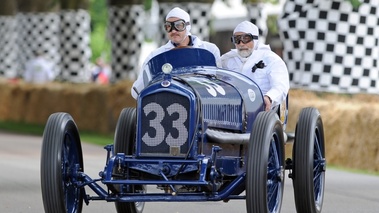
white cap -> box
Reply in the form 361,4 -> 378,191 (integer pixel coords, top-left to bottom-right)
166,7 -> 191,34
233,21 -> 259,38
233,21 -> 259,49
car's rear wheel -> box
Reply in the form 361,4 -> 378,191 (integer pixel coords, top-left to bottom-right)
41,112 -> 84,213
113,108 -> 145,213
292,107 -> 326,213
246,111 -> 285,213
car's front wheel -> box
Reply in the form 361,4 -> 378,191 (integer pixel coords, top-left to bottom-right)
41,112 -> 84,213
113,108 -> 145,213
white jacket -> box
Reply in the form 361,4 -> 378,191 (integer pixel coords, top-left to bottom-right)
131,35 -> 220,99
23,56 -> 55,84
220,43 -> 289,108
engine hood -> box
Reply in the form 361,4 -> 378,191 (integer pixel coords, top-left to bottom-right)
182,75 -> 243,131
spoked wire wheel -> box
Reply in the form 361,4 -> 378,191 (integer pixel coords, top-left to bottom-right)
292,107 -> 326,213
41,112 -> 84,213
246,111 -> 285,213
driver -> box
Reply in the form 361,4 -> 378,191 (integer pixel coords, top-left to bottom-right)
131,7 -> 221,99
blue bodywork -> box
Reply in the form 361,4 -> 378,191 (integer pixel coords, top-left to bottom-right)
81,48 -> 267,203
41,47 -> 327,213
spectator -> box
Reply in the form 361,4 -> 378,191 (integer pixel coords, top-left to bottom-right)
91,57 -> 111,85
131,7 -> 221,99
220,21 -> 289,111
23,51 -> 55,84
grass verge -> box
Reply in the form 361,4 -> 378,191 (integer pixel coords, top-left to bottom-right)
0,120 -> 113,146
1,121 -> 378,176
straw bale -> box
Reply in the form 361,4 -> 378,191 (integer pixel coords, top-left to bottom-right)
0,78 -> 379,171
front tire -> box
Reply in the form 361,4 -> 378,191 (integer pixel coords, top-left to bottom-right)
292,107 -> 326,213
246,111 -> 285,213
114,108 -> 145,213
41,113 -> 84,213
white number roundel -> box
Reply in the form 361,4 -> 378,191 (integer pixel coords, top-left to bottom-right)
142,102 -> 188,147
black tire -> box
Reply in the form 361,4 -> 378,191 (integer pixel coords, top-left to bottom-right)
246,111 -> 285,213
113,108 -> 145,213
41,112 -> 84,213
292,107 -> 326,213
114,108 -> 137,156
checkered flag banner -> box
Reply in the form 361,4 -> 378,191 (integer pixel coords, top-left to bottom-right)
108,4 -> 145,81
278,0 -> 379,94
157,2 -> 213,46
0,16 -> 18,78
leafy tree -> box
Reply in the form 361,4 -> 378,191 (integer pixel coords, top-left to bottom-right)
347,0 -> 361,9
89,0 -> 111,62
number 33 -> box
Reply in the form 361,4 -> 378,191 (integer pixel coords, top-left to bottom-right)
142,103 -> 188,147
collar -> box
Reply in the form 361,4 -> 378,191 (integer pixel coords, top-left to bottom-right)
172,35 -> 193,47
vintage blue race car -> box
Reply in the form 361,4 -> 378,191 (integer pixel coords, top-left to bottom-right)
40,48 -> 326,213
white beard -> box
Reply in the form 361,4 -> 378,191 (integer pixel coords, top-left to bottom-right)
237,48 -> 253,58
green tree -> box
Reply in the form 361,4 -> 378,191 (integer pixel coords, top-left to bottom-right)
89,0 -> 111,61
347,0 -> 361,8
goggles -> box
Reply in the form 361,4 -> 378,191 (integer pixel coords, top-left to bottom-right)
231,33 -> 258,44
164,19 -> 189,32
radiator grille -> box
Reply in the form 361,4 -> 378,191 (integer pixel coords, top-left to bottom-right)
139,92 -> 190,157
203,103 -> 242,129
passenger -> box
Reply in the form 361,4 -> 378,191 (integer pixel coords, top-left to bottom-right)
220,21 -> 289,111
131,7 -> 221,99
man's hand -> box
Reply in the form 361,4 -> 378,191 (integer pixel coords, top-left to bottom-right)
264,95 -> 272,111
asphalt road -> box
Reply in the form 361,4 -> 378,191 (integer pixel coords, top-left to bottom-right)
1,131 -> 379,213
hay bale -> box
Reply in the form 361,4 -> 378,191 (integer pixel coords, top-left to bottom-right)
0,78 -> 379,172
287,89 -> 379,172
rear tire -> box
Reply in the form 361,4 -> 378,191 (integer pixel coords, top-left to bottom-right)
41,113 -> 84,213
246,111 -> 285,213
292,107 -> 326,213
114,108 -> 145,213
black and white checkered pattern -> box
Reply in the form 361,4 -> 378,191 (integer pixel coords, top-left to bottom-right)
157,2 -> 213,46
16,12 -> 61,78
0,16 -> 18,78
59,9 -> 92,82
245,3 -> 267,42
1,10 -> 92,82
279,0 -> 379,94
108,4 -> 145,81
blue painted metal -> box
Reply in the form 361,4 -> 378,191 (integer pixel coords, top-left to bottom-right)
62,132 -> 83,212
62,48 -> 288,205
314,129 -> 326,209
77,168 -> 246,202
147,48 -> 217,78
267,134 -> 284,212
